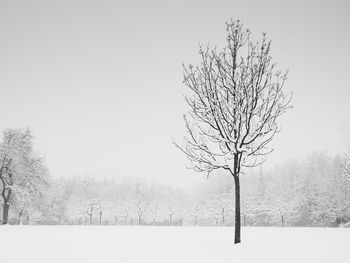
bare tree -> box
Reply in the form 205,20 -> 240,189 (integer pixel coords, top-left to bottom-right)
99,203 -> 103,224
86,199 -> 102,224
135,199 -> 147,225
86,201 -> 94,224
214,212 -> 219,226
167,205 -> 174,225
175,20 -> 291,243
0,128 -> 48,224
214,193 -> 233,226
122,208 -> 129,225
150,204 -> 158,225
134,183 -> 149,225
193,202 -> 200,226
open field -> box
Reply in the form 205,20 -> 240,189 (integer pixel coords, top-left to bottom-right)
1,226 -> 349,263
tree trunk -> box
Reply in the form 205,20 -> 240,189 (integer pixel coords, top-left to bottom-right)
18,208 -> 24,225
222,208 -> 225,226
234,175 -> 241,244
3,203 -> 10,225
1,187 -> 11,225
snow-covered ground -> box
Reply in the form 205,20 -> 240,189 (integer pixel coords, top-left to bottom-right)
1,226 -> 348,263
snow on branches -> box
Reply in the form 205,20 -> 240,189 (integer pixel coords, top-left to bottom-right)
175,20 -> 292,177
343,153 -> 350,179
0,128 -> 48,224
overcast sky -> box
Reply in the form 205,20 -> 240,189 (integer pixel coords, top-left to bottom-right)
0,0 -> 349,189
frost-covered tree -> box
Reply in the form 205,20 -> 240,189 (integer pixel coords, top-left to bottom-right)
343,153 -> 350,179
134,183 -> 149,225
175,20 -> 291,243
208,191 -> 233,226
0,128 -> 48,224
150,203 -> 158,225
162,189 -> 183,225
38,180 -> 68,224
122,207 -> 129,225
190,202 -> 202,226
86,199 -> 103,224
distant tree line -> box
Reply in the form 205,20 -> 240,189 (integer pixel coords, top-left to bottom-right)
199,151 -> 350,228
1,128 -> 349,227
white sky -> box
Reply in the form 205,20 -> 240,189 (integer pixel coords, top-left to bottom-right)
0,0 -> 349,189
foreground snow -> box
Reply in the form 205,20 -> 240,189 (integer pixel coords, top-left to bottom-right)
0,226 -> 349,263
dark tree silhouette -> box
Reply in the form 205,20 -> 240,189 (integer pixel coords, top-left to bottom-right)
175,20 -> 291,244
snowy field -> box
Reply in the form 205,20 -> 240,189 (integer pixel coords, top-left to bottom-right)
1,226 -> 349,263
